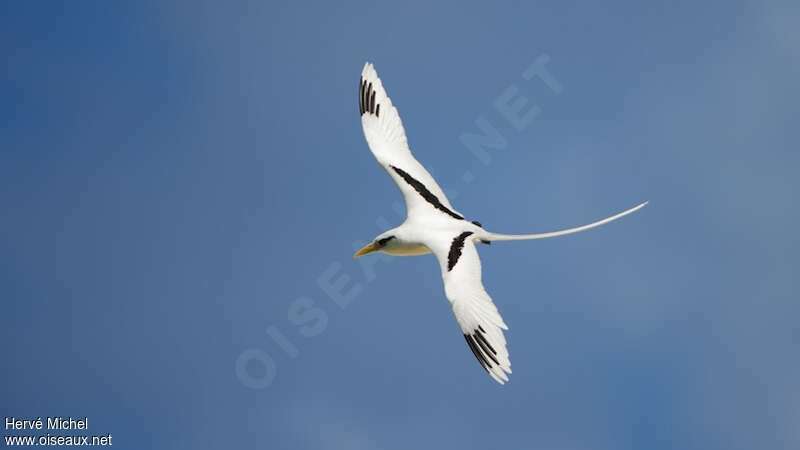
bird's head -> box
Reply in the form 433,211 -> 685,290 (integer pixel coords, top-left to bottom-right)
353,234 -> 396,258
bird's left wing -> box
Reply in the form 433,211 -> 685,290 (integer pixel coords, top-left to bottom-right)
359,63 -> 464,220
429,232 -> 512,384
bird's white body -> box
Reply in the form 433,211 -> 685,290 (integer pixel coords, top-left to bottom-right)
355,62 -> 647,384
380,219 -> 479,256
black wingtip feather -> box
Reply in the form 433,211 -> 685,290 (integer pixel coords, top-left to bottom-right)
473,331 -> 499,364
359,77 -> 383,118
464,334 -> 491,371
359,78 -> 366,115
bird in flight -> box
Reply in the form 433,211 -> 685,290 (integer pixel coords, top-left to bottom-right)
354,62 -> 647,384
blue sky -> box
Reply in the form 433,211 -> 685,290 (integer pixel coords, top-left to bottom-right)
2,1 -> 798,449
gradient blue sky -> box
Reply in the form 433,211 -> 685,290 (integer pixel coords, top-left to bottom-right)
2,1 -> 799,449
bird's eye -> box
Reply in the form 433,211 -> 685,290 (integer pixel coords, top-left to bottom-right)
377,236 -> 394,246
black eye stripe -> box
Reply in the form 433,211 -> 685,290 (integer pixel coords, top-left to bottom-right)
377,236 -> 395,246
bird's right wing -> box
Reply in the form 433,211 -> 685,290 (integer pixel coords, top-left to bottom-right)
429,232 -> 512,384
359,63 -> 464,221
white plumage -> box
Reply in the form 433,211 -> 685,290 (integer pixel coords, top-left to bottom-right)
354,62 -> 646,384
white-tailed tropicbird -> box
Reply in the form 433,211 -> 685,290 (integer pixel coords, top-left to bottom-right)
353,62 -> 647,384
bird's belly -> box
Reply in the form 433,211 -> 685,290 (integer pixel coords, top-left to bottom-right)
383,244 -> 431,256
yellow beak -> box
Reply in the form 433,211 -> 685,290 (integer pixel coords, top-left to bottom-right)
353,242 -> 379,258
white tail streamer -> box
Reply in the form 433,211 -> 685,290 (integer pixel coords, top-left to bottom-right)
486,201 -> 648,242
